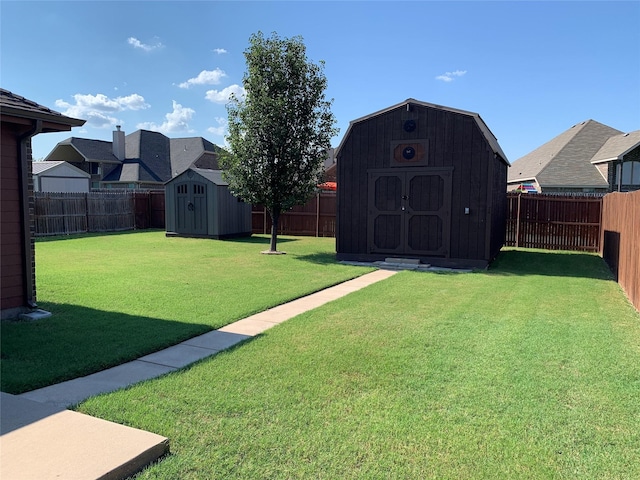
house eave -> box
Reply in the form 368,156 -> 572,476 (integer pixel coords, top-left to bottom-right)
0,107 -> 85,131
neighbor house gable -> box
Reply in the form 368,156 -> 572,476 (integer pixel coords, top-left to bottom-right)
508,119 -> 622,191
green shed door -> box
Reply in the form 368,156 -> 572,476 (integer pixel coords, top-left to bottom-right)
175,180 -> 207,235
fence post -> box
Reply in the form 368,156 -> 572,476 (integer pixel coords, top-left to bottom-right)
316,193 -> 320,237
515,193 -> 521,248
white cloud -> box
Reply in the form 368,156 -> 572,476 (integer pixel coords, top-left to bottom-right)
127,36 -> 163,52
137,100 -> 195,134
205,85 -> 246,104
178,69 -> 227,89
436,70 -> 467,82
213,48 -> 227,55
55,93 -> 149,127
207,117 -> 228,137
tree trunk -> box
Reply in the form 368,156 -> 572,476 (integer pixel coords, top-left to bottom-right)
269,208 -> 280,252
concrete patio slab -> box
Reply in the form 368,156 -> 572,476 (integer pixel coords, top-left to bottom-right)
1,393 -> 169,480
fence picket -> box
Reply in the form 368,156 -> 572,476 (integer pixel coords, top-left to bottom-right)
506,193 -> 603,252
34,191 -> 136,236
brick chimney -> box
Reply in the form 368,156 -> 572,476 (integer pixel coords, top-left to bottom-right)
113,125 -> 125,160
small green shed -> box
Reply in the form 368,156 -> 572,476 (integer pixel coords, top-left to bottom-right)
165,167 -> 251,239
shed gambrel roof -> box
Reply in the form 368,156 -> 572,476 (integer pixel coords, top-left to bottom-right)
591,130 -> 640,164
336,98 -> 510,165
508,120 -> 622,188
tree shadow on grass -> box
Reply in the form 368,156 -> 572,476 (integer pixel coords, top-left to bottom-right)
488,248 -> 614,281
0,302 -> 214,395
292,252 -> 340,265
222,235 -> 299,246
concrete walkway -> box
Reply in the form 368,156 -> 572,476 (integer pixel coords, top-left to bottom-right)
1,269 -> 396,480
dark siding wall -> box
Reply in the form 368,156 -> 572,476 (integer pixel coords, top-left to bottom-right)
1,123 -> 35,314
338,103 -> 506,264
490,161 -> 508,260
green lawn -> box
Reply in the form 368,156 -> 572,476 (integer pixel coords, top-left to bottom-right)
76,248 -> 640,479
0,232 -> 371,393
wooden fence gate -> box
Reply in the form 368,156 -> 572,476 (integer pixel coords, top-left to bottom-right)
506,193 -> 603,252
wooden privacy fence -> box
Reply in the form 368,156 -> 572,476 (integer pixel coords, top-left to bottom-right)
34,191 -> 164,236
506,193 -> 603,252
133,191 -> 166,230
252,192 -> 337,237
600,190 -> 640,312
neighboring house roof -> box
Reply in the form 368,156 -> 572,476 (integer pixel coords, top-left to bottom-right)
46,137 -> 119,163
32,160 -> 65,175
591,130 -> 640,164
324,162 -> 337,183
508,120 -> 622,189
336,98 -> 509,165
46,128 -> 222,185
0,88 -> 85,131
32,160 -> 90,178
169,137 -> 221,176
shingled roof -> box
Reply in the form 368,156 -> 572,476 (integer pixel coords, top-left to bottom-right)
46,128 -> 222,185
0,88 -> 85,131
508,120 -> 622,189
46,137 -> 119,163
169,137 -> 221,176
591,130 -> 640,164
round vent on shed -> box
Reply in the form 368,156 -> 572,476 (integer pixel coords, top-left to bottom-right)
402,146 -> 416,160
403,119 -> 416,132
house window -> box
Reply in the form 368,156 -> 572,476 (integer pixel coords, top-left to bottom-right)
616,160 -> 640,191
89,162 -> 102,175
621,161 -> 640,184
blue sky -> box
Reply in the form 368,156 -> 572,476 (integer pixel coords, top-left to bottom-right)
2,1 -> 639,164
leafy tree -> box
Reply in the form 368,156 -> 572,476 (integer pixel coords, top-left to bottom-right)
222,31 -> 338,253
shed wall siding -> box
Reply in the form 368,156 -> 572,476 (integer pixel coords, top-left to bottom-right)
165,169 -> 251,239
337,103 -> 506,267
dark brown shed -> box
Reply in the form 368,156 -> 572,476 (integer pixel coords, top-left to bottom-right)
1,89 -> 84,319
335,98 -> 509,269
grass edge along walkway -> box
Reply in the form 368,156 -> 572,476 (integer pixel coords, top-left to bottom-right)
0,233 -> 373,394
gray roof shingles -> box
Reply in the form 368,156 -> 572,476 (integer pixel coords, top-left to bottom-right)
46,127 -> 222,184
0,89 -> 84,129
591,130 -> 640,163
508,120 -> 622,188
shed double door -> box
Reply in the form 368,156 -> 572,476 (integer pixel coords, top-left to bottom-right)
368,168 -> 452,256
175,180 -> 207,235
